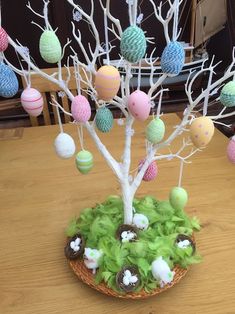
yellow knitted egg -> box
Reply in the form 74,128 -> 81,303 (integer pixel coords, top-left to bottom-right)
95,65 -> 120,101
190,117 -> 214,148
39,30 -> 62,64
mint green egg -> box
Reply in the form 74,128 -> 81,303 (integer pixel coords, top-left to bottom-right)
39,30 -> 62,64
169,187 -> 188,210
146,118 -> 165,144
220,81 -> 235,107
76,150 -> 93,174
120,26 -> 147,63
95,107 -> 113,133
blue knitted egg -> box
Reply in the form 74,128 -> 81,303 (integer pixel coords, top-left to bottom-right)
0,63 -> 19,98
120,26 -> 147,63
161,41 -> 185,76
220,81 -> 235,107
95,107 -> 114,133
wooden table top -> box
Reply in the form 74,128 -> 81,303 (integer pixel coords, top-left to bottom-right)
0,113 -> 235,314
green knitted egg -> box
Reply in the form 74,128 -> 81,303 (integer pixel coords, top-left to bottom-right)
146,118 -> 165,144
95,107 -> 114,133
75,150 -> 93,174
220,81 -> 235,107
39,30 -> 62,64
120,26 -> 147,63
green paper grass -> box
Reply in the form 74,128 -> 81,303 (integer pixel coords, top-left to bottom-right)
66,195 -> 202,293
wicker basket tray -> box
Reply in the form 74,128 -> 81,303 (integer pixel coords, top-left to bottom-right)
68,259 -> 189,299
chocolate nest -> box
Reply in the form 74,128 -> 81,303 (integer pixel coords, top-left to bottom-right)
64,233 -> 85,260
116,266 -> 140,292
116,224 -> 138,242
176,234 -> 196,254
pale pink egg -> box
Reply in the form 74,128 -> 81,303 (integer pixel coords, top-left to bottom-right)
71,95 -> 91,123
21,88 -> 43,117
0,27 -> 8,52
128,90 -> 151,121
138,159 -> 158,182
227,136 -> 235,164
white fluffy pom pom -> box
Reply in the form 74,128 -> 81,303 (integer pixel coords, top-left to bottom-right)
54,132 -> 76,159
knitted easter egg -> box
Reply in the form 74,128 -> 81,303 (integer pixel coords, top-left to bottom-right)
128,90 -> 151,121
0,27 -> 8,52
190,116 -> 214,148
0,63 -> 19,98
39,30 -> 62,64
169,187 -> 188,210
76,150 -> 93,174
21,88 -> 43,117
220,81 -> 235,107
95,107 -> 114,133
138,159 -> 158,182
146,118 -> 165,144
161,41 -> 185,76
95,65 -> 120,101
54,133 -> 76,159
71,95 -> 91,123
120,26 -> 147,63
227,136 -> 235,164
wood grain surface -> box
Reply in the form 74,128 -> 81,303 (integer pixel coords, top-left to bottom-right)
0,114 -> 235,314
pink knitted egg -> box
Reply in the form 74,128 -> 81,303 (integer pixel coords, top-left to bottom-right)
0,27 -> 8,52
227,136 -> 235,164
71,95 -> 91,123
21,87 -> 43,117
138,159 -> 158,182
128,90 -> 151,121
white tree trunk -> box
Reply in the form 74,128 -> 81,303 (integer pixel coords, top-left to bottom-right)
121,179 -> 134,225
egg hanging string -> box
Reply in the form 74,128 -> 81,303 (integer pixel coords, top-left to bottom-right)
73,56 -> 81,95
15,50 -> 30,88
203,56 -> 215,116
137,60 -> 142,90
77,124 -> 84,151
103,8 -> 110,65
56,105 -> 64,134
178,159 -> 184,188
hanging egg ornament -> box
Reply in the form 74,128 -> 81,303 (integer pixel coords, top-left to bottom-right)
190,116 -> 215,148
0,63 -> 19,98
120,26 -> 147,63
76,150 -> 94,174
220,81 -> 235,107
95,107 -> 114,133
128,90 -> 151,121
138,159 -> 158,182
227,136 -> 235,164
169,187 -> 188,210
146,118 -> 165,144
71,95 -> 91,123
161,41 -> 185,77
0,27 -> 9,52
54,133 -> 76,159
21,88 -> 43,117
95,65 -> 120,101
39,30 -> 62,64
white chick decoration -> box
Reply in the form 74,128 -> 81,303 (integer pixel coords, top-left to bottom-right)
133,213 -> 149,230
122,270 -> 138,287
84,248 -> 103,274
151,256 -> 175,287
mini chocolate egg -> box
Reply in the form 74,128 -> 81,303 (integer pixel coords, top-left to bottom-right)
227,136 -> 235,164
161,41 -> 185,77
0,63 -> 19,98
120,26 -> 147,63
138,159 -> 158,182
39,30 -> 62,64
146,118 -> 165,144
95,65 -> 120,101
190,117 -> 214,148
0,27 -> 8,52
54,133 -> 76,159
21,87 -> 43,117
71,95 -> 91,123
76,150 -> 93,174
220,81 -> 235,107
169,187 -> 188,210
128,90 -> 151,121
95,107 -> 114,133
